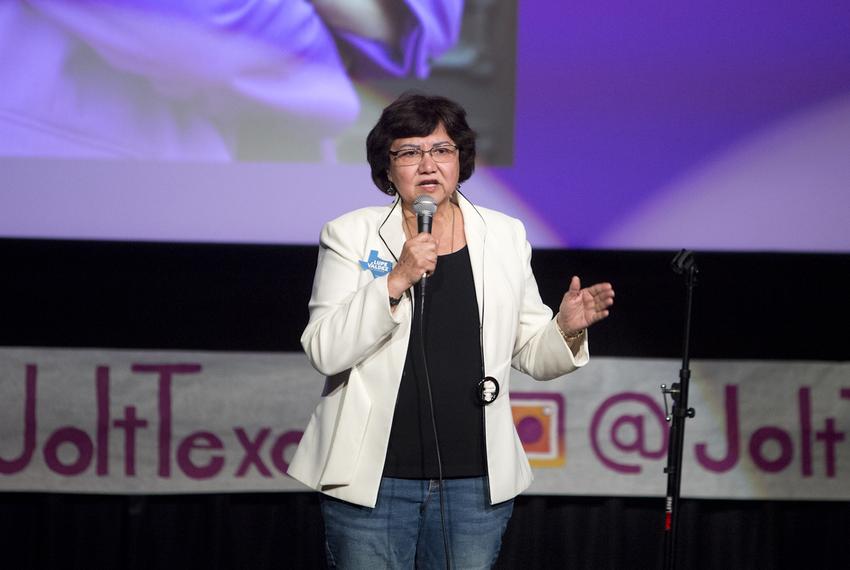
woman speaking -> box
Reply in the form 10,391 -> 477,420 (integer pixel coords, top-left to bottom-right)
288,92 -> 615,569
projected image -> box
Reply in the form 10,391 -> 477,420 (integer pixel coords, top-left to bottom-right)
0,1 -> 847,252
0,0 -> 514,163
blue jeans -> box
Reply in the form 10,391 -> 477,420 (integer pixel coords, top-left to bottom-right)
320,476 -> 514,569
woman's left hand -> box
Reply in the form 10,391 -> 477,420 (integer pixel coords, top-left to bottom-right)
556,276 -> 615,335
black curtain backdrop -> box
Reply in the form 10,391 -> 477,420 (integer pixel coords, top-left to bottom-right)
1,238 -> 849,569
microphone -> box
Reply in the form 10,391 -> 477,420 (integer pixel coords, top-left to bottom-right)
413,194 -> 437,234
412,195 -> 438,294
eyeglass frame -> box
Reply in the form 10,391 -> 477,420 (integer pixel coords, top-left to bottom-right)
388,144 -> 459,165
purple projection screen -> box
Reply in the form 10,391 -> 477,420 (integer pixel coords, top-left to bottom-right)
1,1 -> 848,251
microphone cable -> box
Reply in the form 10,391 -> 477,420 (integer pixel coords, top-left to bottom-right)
417,282 -> 453,570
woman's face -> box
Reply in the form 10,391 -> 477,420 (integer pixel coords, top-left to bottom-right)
387,123 -> 460,209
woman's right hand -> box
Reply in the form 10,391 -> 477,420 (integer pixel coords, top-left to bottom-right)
387,232 -> 438,299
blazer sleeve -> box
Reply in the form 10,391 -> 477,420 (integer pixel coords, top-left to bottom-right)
509,219 -> 590,380
300,218 -> 404,377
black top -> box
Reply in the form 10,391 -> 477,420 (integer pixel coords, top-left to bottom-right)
383,246 -> 487,479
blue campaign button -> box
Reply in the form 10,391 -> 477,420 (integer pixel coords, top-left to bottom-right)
358,250 -> 393,278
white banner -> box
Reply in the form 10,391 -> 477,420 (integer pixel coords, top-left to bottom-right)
1,348 -> 848,499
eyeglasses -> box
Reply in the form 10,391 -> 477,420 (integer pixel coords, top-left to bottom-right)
389,144 -> 458,166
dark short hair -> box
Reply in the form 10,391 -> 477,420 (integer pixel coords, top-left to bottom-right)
366,92 -> 476,195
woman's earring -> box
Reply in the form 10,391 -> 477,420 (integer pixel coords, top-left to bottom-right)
387,182 -> 396,194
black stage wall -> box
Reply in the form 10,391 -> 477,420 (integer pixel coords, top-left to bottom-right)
1,239 -> 848,569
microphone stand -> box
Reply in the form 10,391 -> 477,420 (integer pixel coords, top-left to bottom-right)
660,250 -> 698,570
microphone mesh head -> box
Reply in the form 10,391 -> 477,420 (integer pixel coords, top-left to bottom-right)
413,195 -> 438,217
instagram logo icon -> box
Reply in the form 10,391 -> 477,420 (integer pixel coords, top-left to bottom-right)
511,392 -> 566,468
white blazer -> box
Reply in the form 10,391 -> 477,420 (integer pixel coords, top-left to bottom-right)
288,193 -> 589,507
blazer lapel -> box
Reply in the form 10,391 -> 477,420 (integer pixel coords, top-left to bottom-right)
459,193 -> 487,325
377,198 -> 405,262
